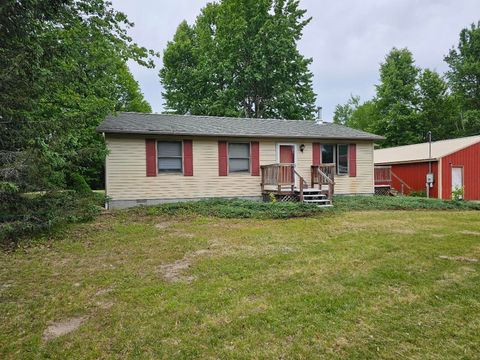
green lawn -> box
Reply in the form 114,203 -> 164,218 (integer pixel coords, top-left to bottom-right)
1,209 -> 480,359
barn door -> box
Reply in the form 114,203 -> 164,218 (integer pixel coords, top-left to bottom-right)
451,166 -> 463,199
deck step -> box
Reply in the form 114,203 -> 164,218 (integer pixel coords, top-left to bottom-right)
304,199 -> 331,204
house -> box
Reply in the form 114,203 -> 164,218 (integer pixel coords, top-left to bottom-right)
374,135 -> 480,200
97,112 -> 384,209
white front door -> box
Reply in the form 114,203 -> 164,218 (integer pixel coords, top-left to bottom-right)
451,167 -> 463,197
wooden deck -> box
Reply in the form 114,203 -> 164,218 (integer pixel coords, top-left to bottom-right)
260,163 -> 335,206
374,166 -> 412,195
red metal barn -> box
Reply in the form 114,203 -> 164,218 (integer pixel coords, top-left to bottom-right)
374,136 -> 480,200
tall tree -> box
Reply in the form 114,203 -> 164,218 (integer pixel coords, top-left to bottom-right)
373,48 -> 420,146
417,69 -> 458,140
445,21 -> 480,135
160,0 -> 316,120
0,0 -> 154,191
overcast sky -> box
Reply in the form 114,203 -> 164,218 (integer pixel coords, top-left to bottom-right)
111,0 -> 479,121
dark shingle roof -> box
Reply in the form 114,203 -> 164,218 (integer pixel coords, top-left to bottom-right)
97,112 -> 384,141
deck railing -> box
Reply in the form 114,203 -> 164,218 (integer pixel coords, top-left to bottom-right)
260,163 -> 306,201
374,166 -> 392,184
311,164 -> 335,200
374,166 -> 412,195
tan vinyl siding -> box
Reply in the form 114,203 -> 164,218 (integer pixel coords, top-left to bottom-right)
105,135 -> 374,201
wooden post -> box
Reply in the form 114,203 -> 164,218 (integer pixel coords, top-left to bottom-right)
299,178 -> 304,202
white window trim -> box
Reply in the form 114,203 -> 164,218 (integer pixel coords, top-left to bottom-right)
228,142 -> 251,174
157,140 -> 183,174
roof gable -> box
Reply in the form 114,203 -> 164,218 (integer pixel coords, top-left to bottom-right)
97,112 -> 384,141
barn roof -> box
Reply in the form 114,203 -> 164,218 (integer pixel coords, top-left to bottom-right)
97,112 -> 384,141
374,135 -> 480,165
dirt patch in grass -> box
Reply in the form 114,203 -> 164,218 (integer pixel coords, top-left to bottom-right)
158,249 -> 213,282
42,316 -> 87,342
154,221 -> 176,230
460,230 -> 480,236
439,255 -> 479,263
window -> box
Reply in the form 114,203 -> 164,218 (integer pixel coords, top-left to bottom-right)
228,143 -> 250,173
321,144 -> 335,164
337,144 -> 349,175
157,141 -> 182,173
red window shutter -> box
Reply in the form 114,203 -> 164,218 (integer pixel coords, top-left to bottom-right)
218,141 -> 228,176
312,143 -> 321,166
145,139 -> 157,177
251,141 -> 260,176
349,143 -> 357,177
183,140 -> 193,176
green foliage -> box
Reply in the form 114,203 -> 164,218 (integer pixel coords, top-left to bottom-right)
445,21 -> 480,136
417,69 -> 459,140
160,0 -> 316,120
373,48 -> 421,146
135,196 -> 480,221
67,173 -> 92,194
268,192 -> 277,203
333,195 -> 480,211
451,186 -> 464,201
408,189 -> 427,198
0,191 -> 104,247
333,95 -> 360,126
0,0 -> 155,192
143,198 -> 324,219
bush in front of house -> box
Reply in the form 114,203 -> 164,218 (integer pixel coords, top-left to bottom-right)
333,195 -> 480,211
144,198 -> 325,219
0,190 -> 105,247
142,196 -> 480,220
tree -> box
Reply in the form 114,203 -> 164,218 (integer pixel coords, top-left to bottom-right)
333,95 -> 360,126
0,0 -> 154,191
160,0 -> 316,120
445,21 -> 480,135
349,100 -> 380,132
372,48 -> 420,146
417,69 -> 458,140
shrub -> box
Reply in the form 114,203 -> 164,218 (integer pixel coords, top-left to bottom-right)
137,196 -> 480,221
334,195 -> 480,211
408,190 -> 427,197
452,186 -> 464,201
144,198 -> 325,219
0,191 -> 104,247
67,173 -> 92,194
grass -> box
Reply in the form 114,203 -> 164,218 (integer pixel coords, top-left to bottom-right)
1,205 -> 480,359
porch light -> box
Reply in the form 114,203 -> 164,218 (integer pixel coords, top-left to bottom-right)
300,144 -> 305,153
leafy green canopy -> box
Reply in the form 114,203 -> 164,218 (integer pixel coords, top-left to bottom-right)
160,0 -> 316,120
0,0 -> 154,193
334,22 -> 480,147
445,21 -> 480,135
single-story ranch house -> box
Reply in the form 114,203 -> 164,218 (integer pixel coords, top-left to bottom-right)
374,135 -> 480,200
97,112 -> 384,209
